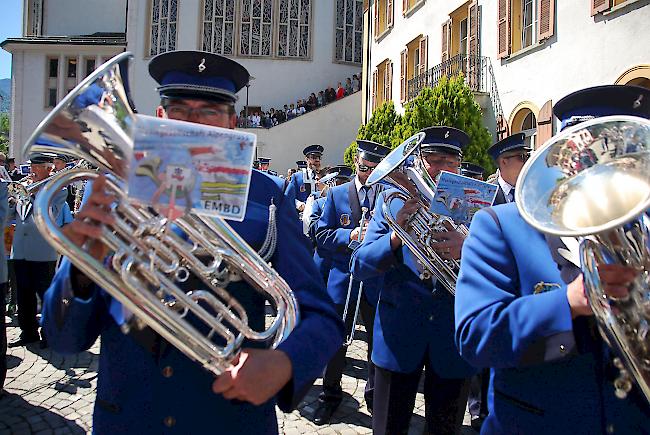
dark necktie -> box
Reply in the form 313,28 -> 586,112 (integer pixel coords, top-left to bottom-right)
360,186 -> 371,210
510,188 -> 516,203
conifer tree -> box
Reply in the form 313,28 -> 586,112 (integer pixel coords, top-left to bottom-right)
392,74 -> 495,173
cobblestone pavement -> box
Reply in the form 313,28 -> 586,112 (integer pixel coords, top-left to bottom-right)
2,317 -> 475,434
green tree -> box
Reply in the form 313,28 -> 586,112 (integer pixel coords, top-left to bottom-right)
0,113 -> 9,155
344,101 -> 402,168
392,74 -> 495,173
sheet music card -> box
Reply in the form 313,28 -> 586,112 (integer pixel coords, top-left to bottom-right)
127,114 -> 256,221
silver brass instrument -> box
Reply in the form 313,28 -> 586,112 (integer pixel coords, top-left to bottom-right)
342,206 -> 369,346
23,52 -> 299,376
365,133 -> 468,295
517,115 -> 650,404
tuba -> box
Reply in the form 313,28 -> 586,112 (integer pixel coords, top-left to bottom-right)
23,52 -> 299,376
365,133 -> 468,295
517,115 -> 650,404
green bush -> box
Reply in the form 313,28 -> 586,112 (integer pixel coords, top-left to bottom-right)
392,75 -> 494,173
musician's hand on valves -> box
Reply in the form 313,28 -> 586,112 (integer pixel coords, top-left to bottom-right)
297,202 -> 305,212
431,229 -> 464,261
62,174 -> 115,261
390,198 -> 419,250
350,226 -> 361,241
212,348 -> 292,406
567,264 -> 638,319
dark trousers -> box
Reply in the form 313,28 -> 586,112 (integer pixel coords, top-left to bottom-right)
320,297 -> 375,406
373,358 -> 470,435
15,260 -> 57,339
468,369 -> 489,418
1,282 -> 6,389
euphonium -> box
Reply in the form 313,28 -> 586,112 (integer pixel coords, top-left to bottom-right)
23,52 -> 299,376
365,133 -> 468,295
516,115 -> 650,404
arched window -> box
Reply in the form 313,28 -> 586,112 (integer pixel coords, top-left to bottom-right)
149,0 -> 179,56
511,106 -> 537,149
277,0 -> 312,58
335,0 -> 363,64
202,0 -> 235,55
615,65 -> 650,90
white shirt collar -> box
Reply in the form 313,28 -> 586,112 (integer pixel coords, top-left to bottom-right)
497,175 -> 514,199
354,175 -> 367,193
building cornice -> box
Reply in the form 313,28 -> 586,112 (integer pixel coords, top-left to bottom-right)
1,33 -> 126,51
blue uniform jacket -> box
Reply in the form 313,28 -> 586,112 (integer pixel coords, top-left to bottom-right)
315,181 -> 381,307
455,203 -> 649,434
308,196 -> 331,283
350,189 -> 475,377
41,170 -> 344,434
285,170 -> 314,204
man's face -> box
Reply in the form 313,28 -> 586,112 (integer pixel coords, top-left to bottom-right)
498,150 -> 530,184
31,163 -> 52,181
306,154 -> 321,171
7,162 -> 15,171
421,152 -> 461,179
160,98 -> 236,129
53,159 -> 66,171
355,155 -> 378,184
260,163 -> 269,171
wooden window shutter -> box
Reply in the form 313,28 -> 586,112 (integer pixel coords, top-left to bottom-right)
387,0 -> 394,28
468,1 -> 479,57
364,0 -> 369,12
467,1 -> 480,90
591,0 -> 611,16
497,0 -> 510,59
386,61 -> 393,101
374,0 -> 379,36
538,0 -> 555,40
419,35 -> 428,75
536,100 -> 554,148
372,70 -> 378,110
400,49 -> 407,103
403,0 -> 408,15
441,20 -> 450,62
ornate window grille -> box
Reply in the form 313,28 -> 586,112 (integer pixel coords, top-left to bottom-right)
202,0 -> 235,55
240,0 -> 273,56
150,0 -> 179,56
335,0 -> 363,64
277,0 -> 311,58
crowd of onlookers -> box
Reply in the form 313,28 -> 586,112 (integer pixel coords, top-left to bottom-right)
238,73 -> 362,129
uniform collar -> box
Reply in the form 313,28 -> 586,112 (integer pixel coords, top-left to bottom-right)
498,175 -> 514,198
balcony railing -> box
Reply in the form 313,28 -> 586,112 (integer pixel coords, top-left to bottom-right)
407,54 -> 504,124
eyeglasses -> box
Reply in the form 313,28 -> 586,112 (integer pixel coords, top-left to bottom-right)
164,104 -> 231,121
357,163 -> 377,173
504,152 -> 530,163
422,154 -> 461,168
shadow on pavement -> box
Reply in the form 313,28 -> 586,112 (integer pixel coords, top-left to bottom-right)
0,391 -> 86,434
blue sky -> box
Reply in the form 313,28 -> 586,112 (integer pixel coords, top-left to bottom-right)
0,0 -> 23,79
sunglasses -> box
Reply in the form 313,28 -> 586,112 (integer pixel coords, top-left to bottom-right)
357,163 -> 377,173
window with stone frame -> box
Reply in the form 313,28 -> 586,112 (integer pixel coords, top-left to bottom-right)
240,0 -> 273,56
277,0 -> 312,58
149,0 -> 179,57
335,0 -> 363,64
202,0 -> 236,55
27,0 -> 43,36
